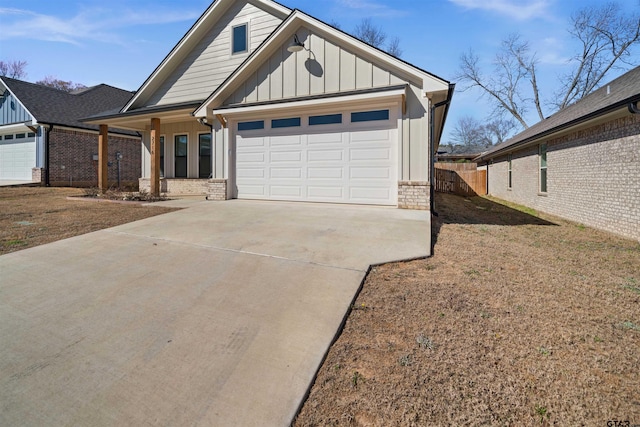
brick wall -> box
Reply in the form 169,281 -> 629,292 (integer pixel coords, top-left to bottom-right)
398,181 -> 430,210
48,128 -> 141,188
207,179 -> 227,200
488,113 -> 640,241
139,178 -> 208,195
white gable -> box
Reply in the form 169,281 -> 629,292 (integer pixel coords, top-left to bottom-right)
128,0 -> 288,110
224,26 -> 409,106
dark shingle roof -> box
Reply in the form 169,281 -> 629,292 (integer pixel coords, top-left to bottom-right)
476,66 -> 640,161
0,77 -> 137,135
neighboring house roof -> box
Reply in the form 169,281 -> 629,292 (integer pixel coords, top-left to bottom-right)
475,66 -> 640,162
0,77 -> 137,136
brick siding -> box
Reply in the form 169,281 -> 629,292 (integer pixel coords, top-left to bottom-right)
207,179 -> 228,200
139,178 -> 209,195
48,128 -> 141,188
488,114 -> 640,241
398,181 -> 430,210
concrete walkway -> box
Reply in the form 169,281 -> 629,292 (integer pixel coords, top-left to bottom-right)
0,200 -> 429,426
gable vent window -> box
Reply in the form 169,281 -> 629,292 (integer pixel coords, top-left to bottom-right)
309,114 -> 342,126
351,109 -> 390,123
272,117 -> 301,129
238,120 -> 264,131
232,23 -> 248,54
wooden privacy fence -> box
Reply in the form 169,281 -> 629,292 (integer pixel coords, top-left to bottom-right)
435,163 -> 487,196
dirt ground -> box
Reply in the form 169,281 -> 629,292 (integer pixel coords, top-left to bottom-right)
295,192 -> 640,426
0,187 -> 178,255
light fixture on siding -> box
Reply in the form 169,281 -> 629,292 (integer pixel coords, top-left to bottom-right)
287,34 -> 305,53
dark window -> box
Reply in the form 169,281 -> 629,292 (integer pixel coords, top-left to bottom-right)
351,109 -> 389,123
175,135 -> 188,178
0,135 -> 3,140
159,136 -> 165,178
539,144 -> 547,193
232,24 -> 248,54
4,134 -> 13,140
238,120 -> 264,131
27,132 -> 35,138
309,114 -> 342,126
16,133 -> 26,139
271,117 -> 301,128
507,154 -> 512,189
199,133 -> 212,179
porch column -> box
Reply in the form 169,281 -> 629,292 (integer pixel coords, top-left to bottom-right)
150,118 -> 161,197
98,124 -> 108,192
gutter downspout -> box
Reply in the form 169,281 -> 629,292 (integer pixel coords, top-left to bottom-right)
45,124 -> 54,186
429,83 -> 455,216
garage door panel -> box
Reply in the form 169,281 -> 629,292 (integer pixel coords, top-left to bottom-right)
271,168 -> 302,179
350,129 -> 391,143
350,148 -> 391,161
308,167 -> 343,179
237,136 -> 266,147
308,186 -> 344,199
271,186 -> 302,197
350,187 -> 392,201
350,167 -> 391,179
308,133 -> 343,145
308,149 -> 344,162
270,135 -> 303,147
237,184 -> 266,197
270,151 -> 302,162
237,168 -> 265,178
237,152 -> 266,163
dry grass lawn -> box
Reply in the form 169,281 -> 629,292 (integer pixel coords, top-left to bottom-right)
0,187 -> 178,255
295,192 -> 640,426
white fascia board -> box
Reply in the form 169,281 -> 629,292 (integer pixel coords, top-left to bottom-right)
213,87 -> 406,118
123,0 -> 291,113
195,10 -> 448,117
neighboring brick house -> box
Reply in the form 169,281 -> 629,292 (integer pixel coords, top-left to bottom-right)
475,66 -> 640,241
0,77 -> 141,187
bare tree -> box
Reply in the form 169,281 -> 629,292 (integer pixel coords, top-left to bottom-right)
0,60 -> 28,79
354,18 -> 387,48
36,76 -> 87,93
450,115 -> 517,149
456,2 -> 640,129
353,18 -> 402,58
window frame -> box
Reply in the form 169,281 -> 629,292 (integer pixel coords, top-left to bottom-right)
174,134 -> 188,178
271,117 -> 301,129
237,120 -> 264,131
231,22 -> 249,55
159,135 -> 165,178
539,143 -> 548,194
198,132 -> 212,179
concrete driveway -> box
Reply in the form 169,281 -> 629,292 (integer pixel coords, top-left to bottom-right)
0,200 -> 429,426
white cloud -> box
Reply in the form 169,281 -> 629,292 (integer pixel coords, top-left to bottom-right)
0,6 -> 201,45
334,0 -> 408,17
448,0 -> 551,21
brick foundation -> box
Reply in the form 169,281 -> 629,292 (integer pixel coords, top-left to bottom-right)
398,181 -> 430,210
207,179 -> 228,200
139,178 -> 209,195
31,168 -> 44,184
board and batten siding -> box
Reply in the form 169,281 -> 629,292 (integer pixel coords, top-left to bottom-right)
223,27 -> 430,181
146,1 -> 283,107
0,91 -> 32,125
141,121 -> 211,179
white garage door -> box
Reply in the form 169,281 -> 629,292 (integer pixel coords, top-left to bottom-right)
235,109 -> 397,205
0,135 -> 36,180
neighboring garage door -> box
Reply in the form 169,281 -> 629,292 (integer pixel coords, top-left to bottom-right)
0,134 -> 36,180
235,108 -> 398,206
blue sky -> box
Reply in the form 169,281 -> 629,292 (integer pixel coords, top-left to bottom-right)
0,0 -> 638,142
